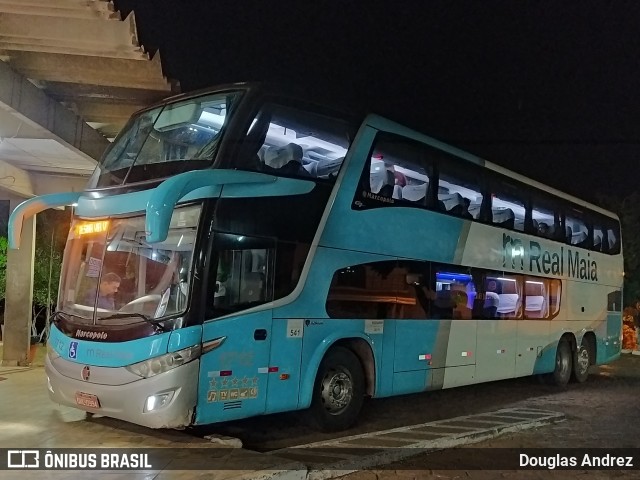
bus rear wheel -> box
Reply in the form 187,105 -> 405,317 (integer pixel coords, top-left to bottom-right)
310,346 -> 364,432
572,340 -> 593,383
550,339 -> 572,386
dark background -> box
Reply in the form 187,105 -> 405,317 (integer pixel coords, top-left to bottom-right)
113,0 -> 640,204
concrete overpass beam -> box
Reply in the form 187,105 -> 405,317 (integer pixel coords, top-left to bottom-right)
6,51 -> 171,91
0,11 -> 146,60
0,59 -> 110,162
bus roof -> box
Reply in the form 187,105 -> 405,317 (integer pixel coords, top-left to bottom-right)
123,83 -> 618,221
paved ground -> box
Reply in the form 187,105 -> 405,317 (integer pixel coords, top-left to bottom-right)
2,353 -> 640,479
339,355 -> 640,479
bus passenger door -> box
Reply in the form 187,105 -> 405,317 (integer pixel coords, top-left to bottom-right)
196,311 -> 272,424
194,234 -> 276,424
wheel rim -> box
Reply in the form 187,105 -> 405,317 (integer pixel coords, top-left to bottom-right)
576,346 -> 590,375
320,367 -> 353,415
556,345 -> 570,377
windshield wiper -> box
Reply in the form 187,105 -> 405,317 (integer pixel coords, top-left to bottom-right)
98,313 -> 170,333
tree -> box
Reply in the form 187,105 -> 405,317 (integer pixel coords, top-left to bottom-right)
598,192 -> 640,305
0,209 -> 69,339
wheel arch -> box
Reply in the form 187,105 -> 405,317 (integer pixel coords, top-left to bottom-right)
299,333 -> 376,409
559,331 -> 577,351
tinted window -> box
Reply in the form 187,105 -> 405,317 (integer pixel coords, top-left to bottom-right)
233,103 -> 352,182
438,164 -> 483,220
524,277 -> 562,319
354,133 -> 433,208
485,273 -> 522,319
208,233 -> 310,318
93,92 -> 241,187
326,261 -> 433,319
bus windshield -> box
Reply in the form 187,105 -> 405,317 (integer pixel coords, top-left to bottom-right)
91,91 -> 242,188
58,205 -> 201,323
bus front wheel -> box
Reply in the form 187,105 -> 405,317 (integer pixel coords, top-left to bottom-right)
550,339 -> 572,386
310,346 -> 365,432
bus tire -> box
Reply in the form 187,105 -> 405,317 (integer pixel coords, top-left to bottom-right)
309,346 -> 365,432
550,339 -> 572,386
571,340 -> 592,383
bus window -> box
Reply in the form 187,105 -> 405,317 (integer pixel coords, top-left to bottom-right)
531,193 -> 560,240
485,274 -> 522,319
607,224 -> 621,254
326,262 -> 399,319
241,104 -> 351,181
434,270 -> 476,320
490,181 -> 526,231
359,133 -> 433,206
94,92 -> 241,188
565,211 -> 590,248
326,261 -> 432,319
437,165 -> 483,220
547,278 -> 562,318
524,277 -> 561,319
524,278 -> 546,319
211,233 -> 275,316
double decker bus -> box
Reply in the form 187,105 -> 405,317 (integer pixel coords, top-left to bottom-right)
9,83 -> 623,431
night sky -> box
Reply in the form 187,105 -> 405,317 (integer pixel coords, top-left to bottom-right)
115,1 -> 640,204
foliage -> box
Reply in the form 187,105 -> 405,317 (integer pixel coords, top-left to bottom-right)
0,209 -> 68,335
598,192 -> 640,305
32,244 -> 62,307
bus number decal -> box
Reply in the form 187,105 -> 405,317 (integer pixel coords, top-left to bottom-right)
287,319 -> 304,338
365,320 -> 384,335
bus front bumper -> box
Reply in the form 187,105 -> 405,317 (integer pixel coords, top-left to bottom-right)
44,355 -> 199,429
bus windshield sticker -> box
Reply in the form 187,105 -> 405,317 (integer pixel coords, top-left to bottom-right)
287,319 -> 304,338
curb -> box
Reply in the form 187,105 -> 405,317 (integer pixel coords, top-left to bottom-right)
255,407 -> 564,480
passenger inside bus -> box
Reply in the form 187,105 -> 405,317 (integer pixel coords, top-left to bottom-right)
538,222 -> 550,237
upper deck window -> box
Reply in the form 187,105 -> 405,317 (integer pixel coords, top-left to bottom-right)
90,91 -> 242,188
227,103 -> 353,182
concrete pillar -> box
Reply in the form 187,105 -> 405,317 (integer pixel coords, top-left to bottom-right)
1,199 -> 36,366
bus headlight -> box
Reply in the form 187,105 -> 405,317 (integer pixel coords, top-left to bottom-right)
144,391 -> 175,412
126,345 -> 201,378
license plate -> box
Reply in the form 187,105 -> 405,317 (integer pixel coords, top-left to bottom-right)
75,392 -> 100,409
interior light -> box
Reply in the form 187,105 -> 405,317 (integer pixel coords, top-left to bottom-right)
497,277 -> 517,282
